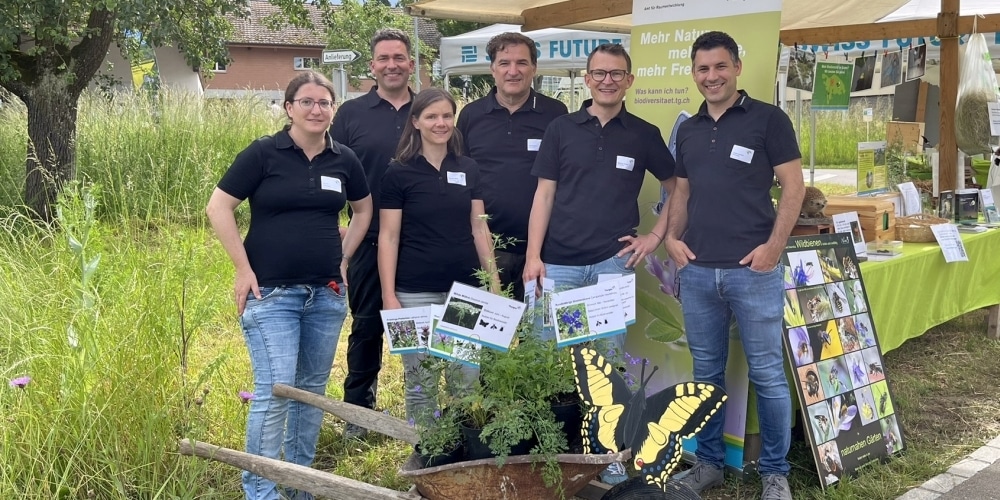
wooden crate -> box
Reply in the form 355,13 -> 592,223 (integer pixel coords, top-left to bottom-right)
824,195 -> 896,242
886,121 -> 925,155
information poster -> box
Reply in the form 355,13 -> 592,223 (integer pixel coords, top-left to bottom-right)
627,0 -> 783,473
812,62 -> 853,110
782,234 -> 906,488
857,141 -> 889,195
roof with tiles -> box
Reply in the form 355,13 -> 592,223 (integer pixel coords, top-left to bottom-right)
230,1 -> 442,49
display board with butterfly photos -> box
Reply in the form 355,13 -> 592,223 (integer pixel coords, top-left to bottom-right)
782,233 -> 905,488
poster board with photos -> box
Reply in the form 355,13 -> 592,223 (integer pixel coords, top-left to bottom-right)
782,233 -> 905,488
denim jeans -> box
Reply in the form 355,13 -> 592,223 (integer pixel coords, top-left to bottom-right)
539,253 -> 633,352
678,263 -> 791,476
240,284 -> 348,500
397,291 -> 478,422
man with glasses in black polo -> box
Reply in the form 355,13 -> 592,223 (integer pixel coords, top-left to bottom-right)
456,32 -> 567,301
523,42 -> 676,485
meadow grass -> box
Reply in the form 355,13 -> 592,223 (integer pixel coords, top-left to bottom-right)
0,90 -> 990,499
791,96 -> 895,167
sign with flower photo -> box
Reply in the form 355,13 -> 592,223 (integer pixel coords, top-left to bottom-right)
550,279 -> 627,347
782,233 -> 905,488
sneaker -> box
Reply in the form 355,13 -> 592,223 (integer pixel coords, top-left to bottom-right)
343,423 -> 369,440
673,462 -> 724,494
599,461 -> 628,485
761,474 -> 792,500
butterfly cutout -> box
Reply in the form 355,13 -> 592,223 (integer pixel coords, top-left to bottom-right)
571,345 -> 726,491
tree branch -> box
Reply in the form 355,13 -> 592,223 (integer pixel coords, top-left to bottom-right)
68,8 -> 117,96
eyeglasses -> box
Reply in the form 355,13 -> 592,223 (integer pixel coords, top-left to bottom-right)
588,69 -> 628,82
293,98 -> 334,110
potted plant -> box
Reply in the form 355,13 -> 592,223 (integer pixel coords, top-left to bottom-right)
409,360 -> 467,468
413,405 -> 464,468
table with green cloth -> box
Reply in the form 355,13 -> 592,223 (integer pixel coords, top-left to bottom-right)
858,228 -> 1000,353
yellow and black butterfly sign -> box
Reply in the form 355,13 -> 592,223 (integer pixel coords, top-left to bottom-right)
571,345 -> 727,492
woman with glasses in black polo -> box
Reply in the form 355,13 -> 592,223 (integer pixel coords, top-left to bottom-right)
207,70 -> 372,500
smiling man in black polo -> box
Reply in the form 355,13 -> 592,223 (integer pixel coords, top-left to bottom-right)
524,43 -> 675,307
456,32 -> 567,300
330,28 -> 415,439
522,43 -> 675,485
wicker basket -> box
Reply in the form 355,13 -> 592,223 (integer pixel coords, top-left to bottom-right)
895,214 -> 949,242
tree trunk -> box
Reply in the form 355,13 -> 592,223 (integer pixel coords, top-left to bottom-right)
24,76 -> 79,221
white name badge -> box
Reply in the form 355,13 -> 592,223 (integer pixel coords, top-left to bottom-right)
527,139 -> 542,151
730,145 -> 755,164
446,172 -> 467,186
320,176 -> 342,192
616,155 -> 636,171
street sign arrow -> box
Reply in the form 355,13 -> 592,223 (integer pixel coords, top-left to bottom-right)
322,49 -> 361,64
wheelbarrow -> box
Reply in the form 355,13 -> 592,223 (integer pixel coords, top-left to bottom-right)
179,383 -> 629,500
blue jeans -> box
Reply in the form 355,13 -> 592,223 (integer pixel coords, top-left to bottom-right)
240,284 -> 348,500
397,291 -> 478,422
678,264 -> 791,476
540,253 -> 633,352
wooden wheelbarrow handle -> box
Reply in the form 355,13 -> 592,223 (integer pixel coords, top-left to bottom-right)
178,439 -> 422,500
273,383 -> 419,445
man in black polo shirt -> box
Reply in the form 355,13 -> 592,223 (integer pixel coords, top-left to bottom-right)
524,42 -> 674,318
665,31 -> 803,500
330,28 -> 415,439
523,43 -> 674,485
456,32 -> 567,300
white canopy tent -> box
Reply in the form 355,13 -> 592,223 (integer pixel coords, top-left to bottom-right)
439,23 -> 630,107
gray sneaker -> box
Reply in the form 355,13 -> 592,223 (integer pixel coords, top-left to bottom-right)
673,462 -> 724,493
761,474 -> 792,500
599,461 -> 628,485
343,423 -> 369,439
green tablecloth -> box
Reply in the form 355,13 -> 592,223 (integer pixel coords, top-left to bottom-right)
859,229 -> 1000,353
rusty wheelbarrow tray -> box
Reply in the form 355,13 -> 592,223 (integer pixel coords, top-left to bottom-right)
179,383 -> 624,500
398,448 -> 630,500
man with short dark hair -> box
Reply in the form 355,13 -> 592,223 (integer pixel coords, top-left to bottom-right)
665,31 -> 803,500
522,43 -> 675,485
523,42 -> 674,306
456,32 -> 567,300
331,27 -> 415,439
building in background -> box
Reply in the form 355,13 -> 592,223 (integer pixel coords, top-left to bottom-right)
201,1 -> 441,102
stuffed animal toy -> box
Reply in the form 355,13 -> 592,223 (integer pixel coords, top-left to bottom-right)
800,186 -> 828,218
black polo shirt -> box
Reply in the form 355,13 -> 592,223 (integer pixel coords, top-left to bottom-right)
675,90 -> 801,268
218,128 -> 369,285
380,154 -> 483,292
531,101 -> 675,265
330,86 -> 413,239
456,88 -> 568,254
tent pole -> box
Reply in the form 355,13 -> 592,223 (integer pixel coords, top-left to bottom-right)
938,0 -> 959,190
569,70 -> 577,110
809,107 -> 816,187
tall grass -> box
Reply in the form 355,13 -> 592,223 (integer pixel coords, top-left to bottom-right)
0,91 -> 280,498
791,96 -> 896,166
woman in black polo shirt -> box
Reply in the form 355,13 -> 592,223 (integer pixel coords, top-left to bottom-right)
206,70 -> 372,500
378,88 -> 499,423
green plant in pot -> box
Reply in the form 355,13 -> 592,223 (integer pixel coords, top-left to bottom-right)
409,359 -> 466,468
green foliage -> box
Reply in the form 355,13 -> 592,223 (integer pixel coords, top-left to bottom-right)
791,96 -> 894,166
322,0 -> 430,90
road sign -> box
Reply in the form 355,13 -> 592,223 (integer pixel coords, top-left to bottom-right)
323,49 -> 360,64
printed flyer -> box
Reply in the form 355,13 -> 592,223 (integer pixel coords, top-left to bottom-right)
551,279 -> 627,347
783,233 -> 906,488
435,282 -> 525,351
